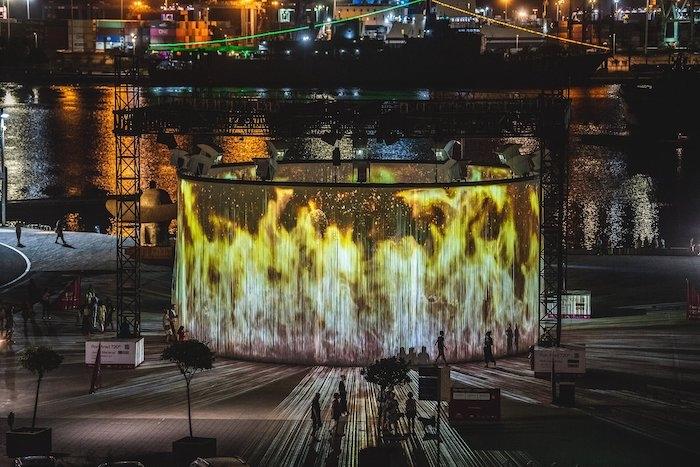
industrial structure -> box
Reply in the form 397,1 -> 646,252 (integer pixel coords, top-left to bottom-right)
112,54 -> 570,347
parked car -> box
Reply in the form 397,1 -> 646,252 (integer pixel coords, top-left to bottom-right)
190,457 -> 249,467
14,457 -> 64,467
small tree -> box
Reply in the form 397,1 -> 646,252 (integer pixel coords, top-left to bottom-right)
18,346 -> 63,429
362,356 -> 411,436
161,340 -> 215,438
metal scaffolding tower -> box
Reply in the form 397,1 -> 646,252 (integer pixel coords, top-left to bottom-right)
113,52 -> 141,337
112,88 -> 569,344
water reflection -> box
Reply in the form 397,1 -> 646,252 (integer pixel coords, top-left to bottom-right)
0,84 -> 679,246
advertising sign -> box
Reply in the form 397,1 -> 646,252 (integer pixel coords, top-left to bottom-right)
85,338 -> 145,368
449,387 -> 500,422
533,346 -> 586,374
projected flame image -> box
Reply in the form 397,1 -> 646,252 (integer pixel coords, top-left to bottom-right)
174,175 -> 540,365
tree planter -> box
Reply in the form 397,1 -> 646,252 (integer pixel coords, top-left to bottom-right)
6,427 -> 52,458
173,436 -> 217,467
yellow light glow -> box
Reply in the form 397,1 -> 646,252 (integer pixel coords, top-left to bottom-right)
174,175 -> 540,365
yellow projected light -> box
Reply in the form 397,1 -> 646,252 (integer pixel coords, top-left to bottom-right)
174,175 -> 540,365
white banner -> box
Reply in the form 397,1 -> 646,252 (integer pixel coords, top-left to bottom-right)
534,346 -> 586,374
85,338 -> 145,367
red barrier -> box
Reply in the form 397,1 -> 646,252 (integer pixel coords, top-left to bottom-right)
449,387 -> 500,422
58,277 -> 82,311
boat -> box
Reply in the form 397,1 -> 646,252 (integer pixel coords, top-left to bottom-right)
148,22 -> 606,88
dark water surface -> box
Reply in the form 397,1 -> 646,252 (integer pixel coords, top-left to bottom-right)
0,83 -> 696,246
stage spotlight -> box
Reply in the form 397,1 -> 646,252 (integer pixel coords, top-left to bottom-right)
431,140 -> 458,161
267,140 -> 289,160
352,137 -> 368,159
496,144 -> 531,177
170,149 -> 190,170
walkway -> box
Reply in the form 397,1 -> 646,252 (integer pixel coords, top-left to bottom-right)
0,243 -> 29,290
0,312 -> 536,466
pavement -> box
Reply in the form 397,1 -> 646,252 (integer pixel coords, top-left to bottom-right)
0,243 -> 28,290
1,228 -> 700,466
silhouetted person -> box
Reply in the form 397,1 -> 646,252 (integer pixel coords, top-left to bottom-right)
434,330 -> 447,365
405,391 -> 417,434
15,222 -> 23,247
407,347 -> 417,365
398,346 -> 407,361
54,219 -> 66,245
41,288 -> 50,320
311,392 -> 322,440
331,393 -> 343,437
339,375 -> 348,415
119,318 -> 131,338
104,297 -> 115,331
81,304 -> 92,338
506,324 -> 513,355
514,325 -> 520,351
484,330 -> 496,367
416,346 -> 430,365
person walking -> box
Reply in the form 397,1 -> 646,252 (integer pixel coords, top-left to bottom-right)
331,393 -> 343,437
514,325 -> 520,351
311,392 -> 322,440
81,304 -> 92,338
41,288 -> 50,320
162,310 -> 173,342
405,391 -> 417,434
97,300 -> 107,333
385,391 -> 400,435
167,304 -> 178,336
54,219 -> 67,245
338,375 -> 348,415
104,297 -> 115,331
434,330 -> 447,365
15,222 -> 23,247
505,324 -> 513,355
484,330 -> 496,367
91,295 -> 99,329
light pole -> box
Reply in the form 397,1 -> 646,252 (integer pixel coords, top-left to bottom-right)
0,109 -> 8,226
612,0 -> 619,55
644,0 -> 650,60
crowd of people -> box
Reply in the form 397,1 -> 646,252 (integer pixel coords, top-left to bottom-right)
162,305 -> 187,343
79,285 -> 115,338
392,324 -> 521,369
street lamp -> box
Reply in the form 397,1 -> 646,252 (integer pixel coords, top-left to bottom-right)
1,109 -> 8,226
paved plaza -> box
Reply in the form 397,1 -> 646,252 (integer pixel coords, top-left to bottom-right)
1,228 -> 700,466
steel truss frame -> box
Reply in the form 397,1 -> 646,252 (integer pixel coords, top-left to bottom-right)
113,53 -> 141,337
114,88 -> 569,345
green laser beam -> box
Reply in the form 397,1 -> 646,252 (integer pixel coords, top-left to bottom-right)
149,0 -> 421,50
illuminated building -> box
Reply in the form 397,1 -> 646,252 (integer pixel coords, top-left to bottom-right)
173,159 -> 540,365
